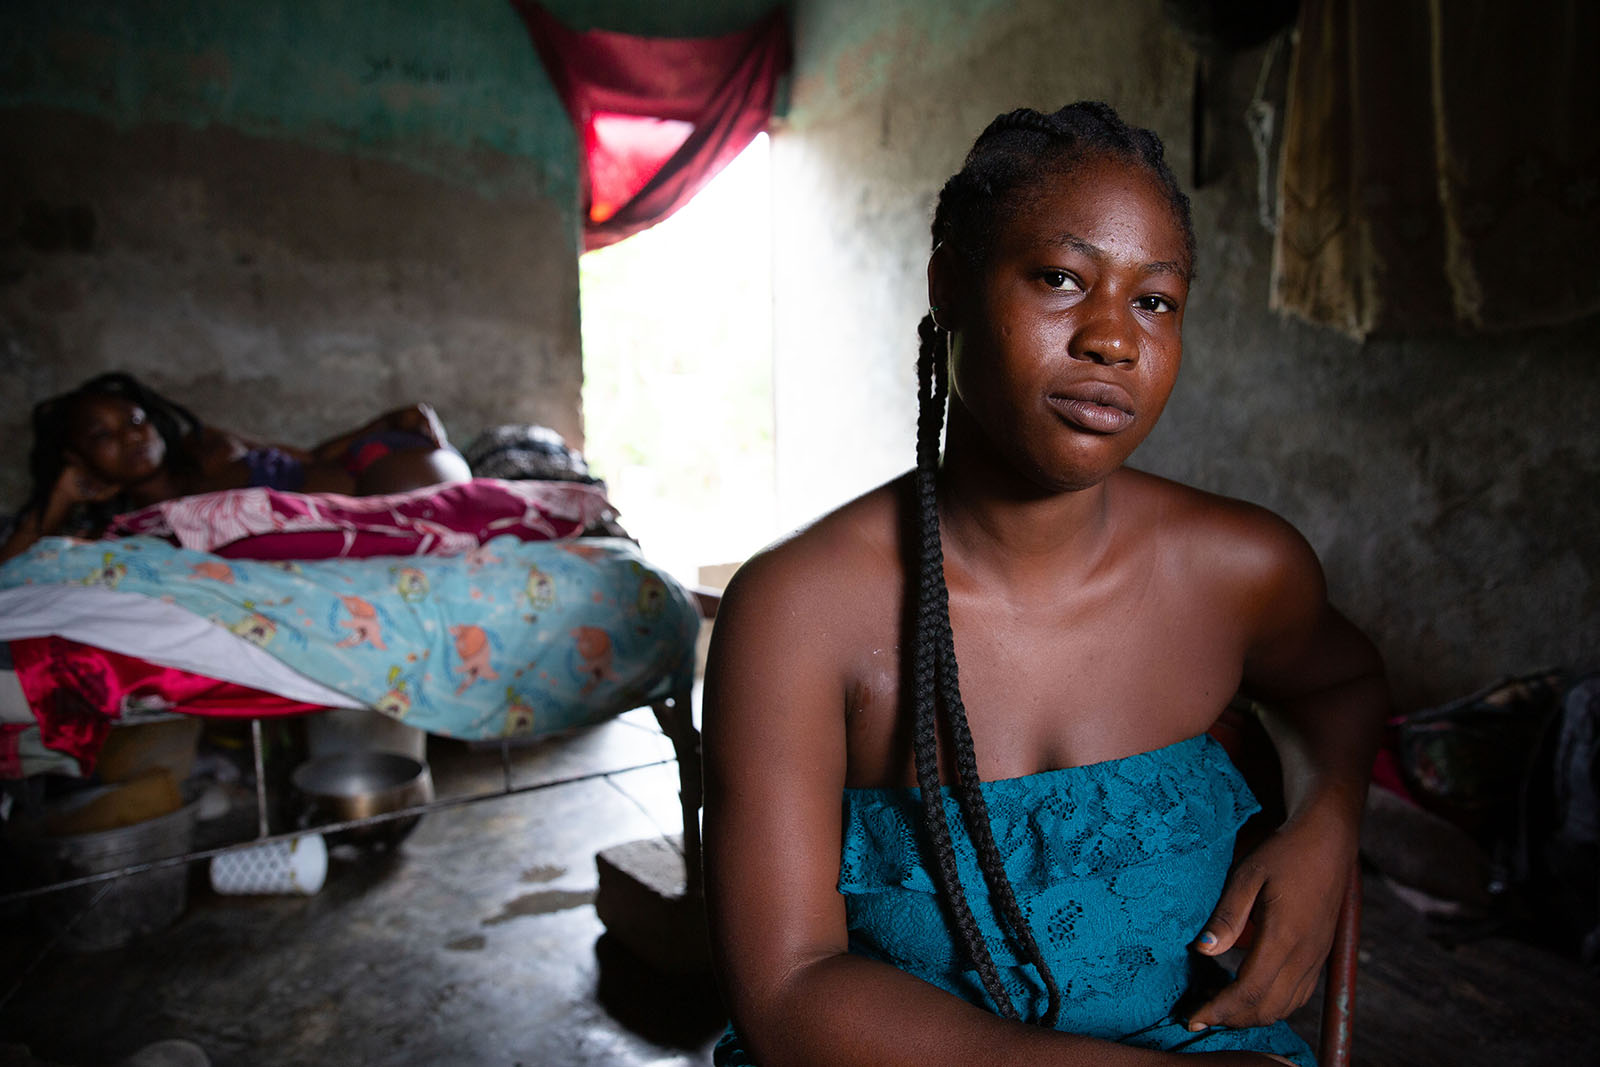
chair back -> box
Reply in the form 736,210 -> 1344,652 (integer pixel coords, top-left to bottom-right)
1208,702 -> 1360,1067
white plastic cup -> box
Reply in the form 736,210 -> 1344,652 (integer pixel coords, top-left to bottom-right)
209,834 -> 328,895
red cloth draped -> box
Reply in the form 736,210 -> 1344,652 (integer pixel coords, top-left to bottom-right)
511,2 -> 790,250
9,637 -> 325,776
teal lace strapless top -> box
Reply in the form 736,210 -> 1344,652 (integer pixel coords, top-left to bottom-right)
715,734 -> 1316,1065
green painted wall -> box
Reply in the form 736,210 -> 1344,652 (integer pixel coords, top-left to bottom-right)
0,0 -> 785,205
538,0 -> 785,35
0,0 -> 574,205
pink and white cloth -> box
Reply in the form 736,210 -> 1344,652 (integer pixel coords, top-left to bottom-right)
106,478 -> 619,560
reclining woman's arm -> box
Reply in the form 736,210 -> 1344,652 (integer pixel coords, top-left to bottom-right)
196,403 -> 460,496
0,458 -> 118,564
307,402 -> 448,463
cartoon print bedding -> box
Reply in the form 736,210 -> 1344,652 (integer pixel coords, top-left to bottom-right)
1,535 -> 700,742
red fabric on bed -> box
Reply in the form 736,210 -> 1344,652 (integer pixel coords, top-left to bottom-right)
9,637 -> 324,775
104,478 -> 615,561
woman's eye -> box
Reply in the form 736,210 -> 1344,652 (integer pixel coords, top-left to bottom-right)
1041,270 -> 1082,292
1134,294 -> 1177,313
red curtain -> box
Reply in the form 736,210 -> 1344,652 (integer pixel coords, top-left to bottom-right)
511,2 -> 791,251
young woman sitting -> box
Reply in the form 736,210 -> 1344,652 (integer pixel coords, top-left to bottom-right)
1,371 -> 471,563
702,103 -> 1388,1066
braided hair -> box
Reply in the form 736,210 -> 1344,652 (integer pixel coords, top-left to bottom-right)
21,371 -> 202,533
907,102 -> 1194,1027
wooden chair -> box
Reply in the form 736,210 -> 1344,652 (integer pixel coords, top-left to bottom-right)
1208,702 -> 1362,1067
1320,864 -> 1361,1067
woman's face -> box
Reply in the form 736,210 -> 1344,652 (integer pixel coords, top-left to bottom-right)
66,394 -> 167,485
939,153 -> 1191,493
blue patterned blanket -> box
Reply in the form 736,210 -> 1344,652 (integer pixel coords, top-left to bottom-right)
1,536 -> 699,741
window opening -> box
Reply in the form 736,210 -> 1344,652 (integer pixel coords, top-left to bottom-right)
579,133 -> 776,589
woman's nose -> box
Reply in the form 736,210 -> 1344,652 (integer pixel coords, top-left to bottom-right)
1068,295 -> 1136,366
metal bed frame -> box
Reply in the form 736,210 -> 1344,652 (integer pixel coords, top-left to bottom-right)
0,685 -> 702,908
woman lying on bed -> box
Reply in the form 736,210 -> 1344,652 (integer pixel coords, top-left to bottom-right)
1,371 -> 471,563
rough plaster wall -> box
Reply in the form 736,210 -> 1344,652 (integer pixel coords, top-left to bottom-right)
0,0 -> 577,197
0,108 -> 581,503
772,0 -> 1189,534
1147,53 -> 1600,711
773,0 -> 1599,709
0,0 -> 802,512
0,0 -> 582,511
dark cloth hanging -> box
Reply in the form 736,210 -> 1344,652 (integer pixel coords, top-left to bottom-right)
510,2 -> 791,251
1272,0 -> 1599,338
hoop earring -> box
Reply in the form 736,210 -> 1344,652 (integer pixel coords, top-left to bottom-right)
928,305 -> 949,333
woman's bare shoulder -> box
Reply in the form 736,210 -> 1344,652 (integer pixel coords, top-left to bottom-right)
704,477 -> 907,738
720,476 -> 907,631
1118,467 -> 1324,592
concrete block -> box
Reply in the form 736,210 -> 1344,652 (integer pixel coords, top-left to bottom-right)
595,834 -> 712,976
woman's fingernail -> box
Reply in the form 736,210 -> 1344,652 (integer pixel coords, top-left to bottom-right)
1187,1021 -> 1206,1032
1197,931 -> 1217,947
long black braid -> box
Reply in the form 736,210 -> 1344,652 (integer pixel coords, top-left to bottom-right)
21,371 -> 203,533
907,102 -> 1194,1028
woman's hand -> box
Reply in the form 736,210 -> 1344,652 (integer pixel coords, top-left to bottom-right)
52,455 -> 121,508
1180,503 -> 1386,1037
0,457 -> 121,564
1185,805 -> 1355,1031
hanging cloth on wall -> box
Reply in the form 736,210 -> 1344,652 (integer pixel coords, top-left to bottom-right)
1271,0 -> 1599,339
510,2 -> 791,251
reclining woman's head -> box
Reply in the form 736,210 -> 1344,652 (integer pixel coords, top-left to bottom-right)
23,371 -> 202,525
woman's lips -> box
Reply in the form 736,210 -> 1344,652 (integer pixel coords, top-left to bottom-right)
1047,384 -> 1135,434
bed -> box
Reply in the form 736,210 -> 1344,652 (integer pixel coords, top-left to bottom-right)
0,478 -> 706,867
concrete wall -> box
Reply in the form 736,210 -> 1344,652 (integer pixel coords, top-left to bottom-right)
771,0 -> 1599,709
0,0 -> 781,512
5,0 -> 1594,708
0,0 -> 587,510
0,0 -> 794,508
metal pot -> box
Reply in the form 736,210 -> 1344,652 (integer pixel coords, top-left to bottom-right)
290,751 -> 433,848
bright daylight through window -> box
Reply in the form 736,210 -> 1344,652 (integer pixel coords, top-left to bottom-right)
578,134 -> 776,589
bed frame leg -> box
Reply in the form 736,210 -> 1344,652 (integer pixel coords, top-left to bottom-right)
251,717 -> 269,839
649,685 -> 702,902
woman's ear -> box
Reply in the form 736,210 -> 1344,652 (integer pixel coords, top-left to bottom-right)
927,243 -> 962,332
